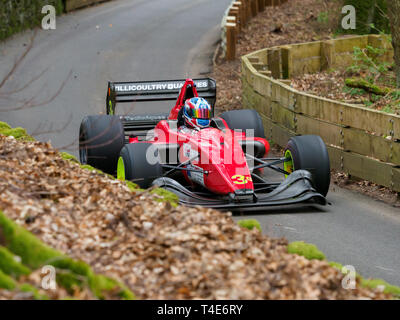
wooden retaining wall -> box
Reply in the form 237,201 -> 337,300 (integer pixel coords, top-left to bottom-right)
241,35 -> 400,191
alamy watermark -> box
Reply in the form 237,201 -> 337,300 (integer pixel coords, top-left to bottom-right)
341,265 -> 356,290
41,5 -> 56,30
342,5 -> 356,30
41,265 -> 57,290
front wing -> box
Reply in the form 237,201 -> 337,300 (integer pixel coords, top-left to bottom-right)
152,170 -> 327,211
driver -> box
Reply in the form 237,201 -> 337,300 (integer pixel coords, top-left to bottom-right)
180,97 -> 212,132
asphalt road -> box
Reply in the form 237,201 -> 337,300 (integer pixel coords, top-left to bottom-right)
1,0 -> 399,287
0,0 -> 230,152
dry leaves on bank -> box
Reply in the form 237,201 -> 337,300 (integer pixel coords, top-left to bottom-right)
0,136 -> 390,299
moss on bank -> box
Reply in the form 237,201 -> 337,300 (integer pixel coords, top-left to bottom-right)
288,240 -> 400,298
0,269 -> 17,290
287,241 -> 326,261
239,218 -> 400,298
237,219 -> 262,232
0,246 -> 31,278
0,121 -> 34,141
150,188 -> 179,207
0,210 -> 135,299
361,278 -> 400,297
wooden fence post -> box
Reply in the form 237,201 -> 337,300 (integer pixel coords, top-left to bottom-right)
232,2 -> 242,29
265,0 -> 272,6
321,40 -> 335,71
281,46 -> 292,79
246,0 -> 252,21
258,0 -> 265,12
229,6 -> 240,33
267,48 -> 281,78
239,1 -> 247,27
226,16 -> 238,37
251,0 -> 257,17
226,23 -> 237,61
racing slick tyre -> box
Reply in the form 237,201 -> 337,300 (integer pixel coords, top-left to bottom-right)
219,109 -> 265,138
79,115 -> 124,175
284,135 -> 330,197
118,143 -> 163,188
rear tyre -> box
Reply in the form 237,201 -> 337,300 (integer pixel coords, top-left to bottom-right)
118,143 -> 163,188
79,115 -> 124,174
219,109 -> 265,138
284,135 -> 330,197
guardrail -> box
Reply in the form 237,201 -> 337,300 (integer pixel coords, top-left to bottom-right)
241,35 -> 400,192
221,0 -> 288,60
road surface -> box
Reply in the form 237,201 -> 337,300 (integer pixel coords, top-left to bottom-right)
0,0 -> 399,287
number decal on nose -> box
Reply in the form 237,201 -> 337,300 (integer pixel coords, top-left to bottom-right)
231,175 -> 252,185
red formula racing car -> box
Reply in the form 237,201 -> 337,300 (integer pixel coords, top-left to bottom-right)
79,78 -> 330,211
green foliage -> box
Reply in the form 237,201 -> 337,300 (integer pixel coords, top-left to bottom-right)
347,45 -> 390,82
382,105 -> 396,114
237,219 -> 262,232
390,90 -> 400,100
363,100 -> 374,107
342,85 -> 366,96
287,241 -> 326,261
0,0 -> 64,41
340,0 -> 389,35
317,11 -> 329,24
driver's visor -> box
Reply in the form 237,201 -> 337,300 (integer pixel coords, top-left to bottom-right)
193,107 -> 211,119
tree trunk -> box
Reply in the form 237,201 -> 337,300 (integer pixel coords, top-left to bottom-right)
387,0 -> 400,88
366,0 -> 377,33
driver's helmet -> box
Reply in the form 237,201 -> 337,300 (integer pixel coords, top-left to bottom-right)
183,97 -> 212,129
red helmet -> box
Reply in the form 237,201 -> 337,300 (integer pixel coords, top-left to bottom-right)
183,97 -> 212,129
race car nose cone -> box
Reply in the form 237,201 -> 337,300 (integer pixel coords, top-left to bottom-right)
229,189 -> 254,202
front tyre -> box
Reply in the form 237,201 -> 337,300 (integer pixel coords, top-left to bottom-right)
118,143 -> 163,188
284,135 -> 330,197
79,115 -> 124,174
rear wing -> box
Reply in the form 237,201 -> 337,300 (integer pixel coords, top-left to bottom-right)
106,78 -> 216,115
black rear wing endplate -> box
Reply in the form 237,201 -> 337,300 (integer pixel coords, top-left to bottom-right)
106,78 -> 216,115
